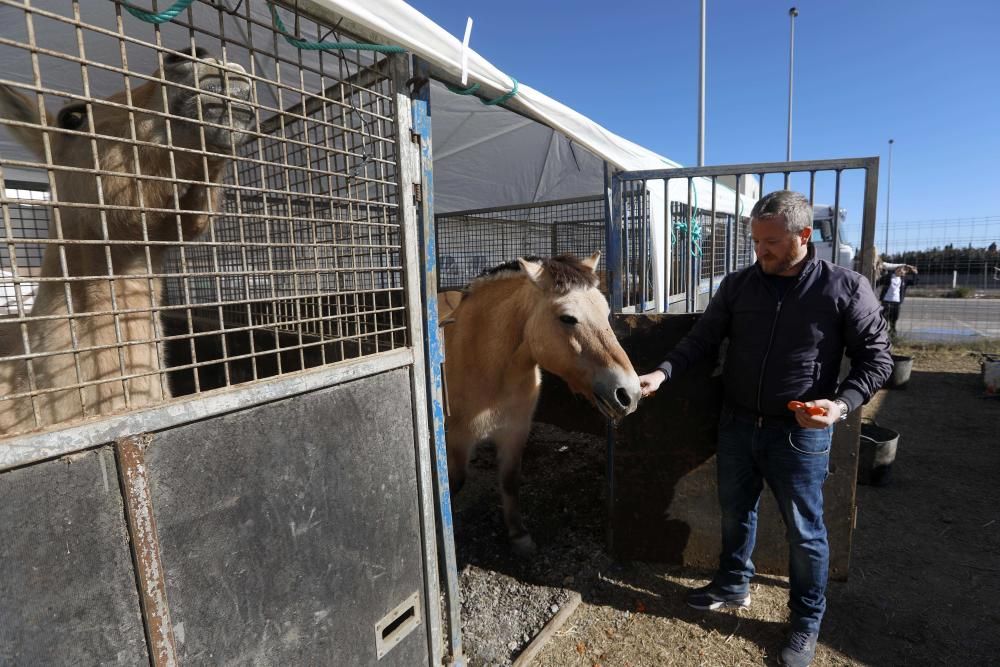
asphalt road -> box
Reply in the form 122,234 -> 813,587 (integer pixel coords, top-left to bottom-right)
896,296 -> 1000,341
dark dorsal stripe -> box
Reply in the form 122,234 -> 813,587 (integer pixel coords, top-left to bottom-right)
473,253 -> 597,294
477,256 -> 544,279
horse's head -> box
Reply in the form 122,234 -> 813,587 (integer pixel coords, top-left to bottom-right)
520,252 -> 641,420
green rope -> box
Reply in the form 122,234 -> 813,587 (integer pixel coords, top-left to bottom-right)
672,181 -> 703,257
269,4 -> 406,53
673,220 -> 703,257
121,0 -> 195,24
446,78 -> 519,106
446,82 -> 480,95
483,78 -> 518,105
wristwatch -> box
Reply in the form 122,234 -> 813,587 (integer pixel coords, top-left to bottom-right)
832,398 -> 850,421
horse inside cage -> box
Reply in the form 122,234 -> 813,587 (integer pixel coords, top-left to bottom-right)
0,0 -> 409,436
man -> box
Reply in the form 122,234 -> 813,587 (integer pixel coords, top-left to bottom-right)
639,191 -> 892,667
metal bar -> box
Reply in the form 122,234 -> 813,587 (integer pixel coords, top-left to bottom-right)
710,176 -> 717,295
410,56 -> 464,667
687,177 -> 695,313
832,170 -> 842,264
787,7 -> 798,164
860,160 -> 881,282
0,348 -> 413,472
116,433 -> 178,667
662,178 -> 671,312
618,157 -> 879,182
608,170 -> 623,312
643,183 -> 653,310
727,175 -> 738,275
697,0 -> 706,167
392,55 -> 445,667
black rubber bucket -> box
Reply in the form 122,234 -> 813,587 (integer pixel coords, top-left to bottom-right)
887,354 -> 913,389
858,421 -> 899,486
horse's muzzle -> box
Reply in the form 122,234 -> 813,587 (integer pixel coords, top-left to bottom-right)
593,371 -> 642,420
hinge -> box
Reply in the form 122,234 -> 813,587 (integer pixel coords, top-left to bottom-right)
412,183 -> 422,204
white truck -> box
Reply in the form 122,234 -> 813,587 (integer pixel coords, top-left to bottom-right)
812,204 -> 855,268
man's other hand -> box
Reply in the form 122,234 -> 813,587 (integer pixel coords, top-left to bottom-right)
792,399 -> 841,428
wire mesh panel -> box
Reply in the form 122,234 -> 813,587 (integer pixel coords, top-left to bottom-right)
0,180 -> 47,316
0,1 -> 408,437
881,216 -> 1000,343
435,196 -> 606,290
614,159 -> 880,314
670,201 -> 752,299
620,182 -> 654,311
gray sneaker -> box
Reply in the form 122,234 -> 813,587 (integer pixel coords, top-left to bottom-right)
685,582 -> 751,611
779,630 -> 818,667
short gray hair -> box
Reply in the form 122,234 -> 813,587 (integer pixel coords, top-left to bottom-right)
750,190 -> 812,234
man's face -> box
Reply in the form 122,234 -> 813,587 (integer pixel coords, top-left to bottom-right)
751,215 -> 811,276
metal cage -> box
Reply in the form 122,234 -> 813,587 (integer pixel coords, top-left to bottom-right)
434,195 -> 607,291
0,3 -> 454,666
612,158 -> 880,313
0,0 -> 408,435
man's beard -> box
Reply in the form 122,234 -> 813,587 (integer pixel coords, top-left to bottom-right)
760,248 -> 801,275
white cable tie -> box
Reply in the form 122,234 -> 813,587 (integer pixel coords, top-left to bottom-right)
460,17 -> 473,86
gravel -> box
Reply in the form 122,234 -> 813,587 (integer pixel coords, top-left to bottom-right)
451,423 -> 612,666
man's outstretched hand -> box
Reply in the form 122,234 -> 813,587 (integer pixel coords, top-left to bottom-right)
639,369 -> 667,398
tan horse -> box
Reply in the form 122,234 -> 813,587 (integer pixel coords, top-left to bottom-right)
440,252 -> 641,554
0,46 -> 253,434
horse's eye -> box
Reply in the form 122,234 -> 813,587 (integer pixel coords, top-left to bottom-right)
165,46 -> 210,65
559,314 -> 578,325
57,104 -> 87,130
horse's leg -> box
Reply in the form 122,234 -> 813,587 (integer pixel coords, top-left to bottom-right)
494,424 -> 535,556
446,423 -> 476,495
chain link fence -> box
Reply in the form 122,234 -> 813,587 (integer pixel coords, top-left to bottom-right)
881,216 -> 1000,343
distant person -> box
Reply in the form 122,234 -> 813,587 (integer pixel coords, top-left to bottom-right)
638,191 -> 892,667
878,264 -> 918,336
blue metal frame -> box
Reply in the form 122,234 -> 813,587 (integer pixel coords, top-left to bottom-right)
604,163 -> 623,312
410,57 -> 465,667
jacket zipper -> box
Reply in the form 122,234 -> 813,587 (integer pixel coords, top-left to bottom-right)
753,253 -> 818,424
755,298 -> 784,423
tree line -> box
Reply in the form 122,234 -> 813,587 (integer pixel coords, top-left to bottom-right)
885,242 -> 999,271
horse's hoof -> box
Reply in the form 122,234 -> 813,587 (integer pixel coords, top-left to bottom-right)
510,534 -> 537,557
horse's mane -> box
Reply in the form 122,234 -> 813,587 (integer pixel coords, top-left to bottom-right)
468,253 -> 598,295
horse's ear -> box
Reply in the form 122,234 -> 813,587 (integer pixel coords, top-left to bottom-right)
0,85 -> 54,158
518,257 -> 544,284
581,251 -> 601,273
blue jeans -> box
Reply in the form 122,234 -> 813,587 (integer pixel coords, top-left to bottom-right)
713,407 -> 832,634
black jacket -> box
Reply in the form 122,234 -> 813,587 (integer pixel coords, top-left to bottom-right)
660,246 -> 893,417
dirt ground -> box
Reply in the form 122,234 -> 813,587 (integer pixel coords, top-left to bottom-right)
453,347 -> 1000,666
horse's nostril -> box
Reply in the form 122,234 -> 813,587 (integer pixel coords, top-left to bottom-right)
615,387 -> 631,407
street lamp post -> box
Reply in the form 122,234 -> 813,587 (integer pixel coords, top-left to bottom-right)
786,7 -> 798,163
697,0 -> 706,167
885,138 -> 894,256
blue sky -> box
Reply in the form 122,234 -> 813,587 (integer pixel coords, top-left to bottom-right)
409,0 -> 1000,252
